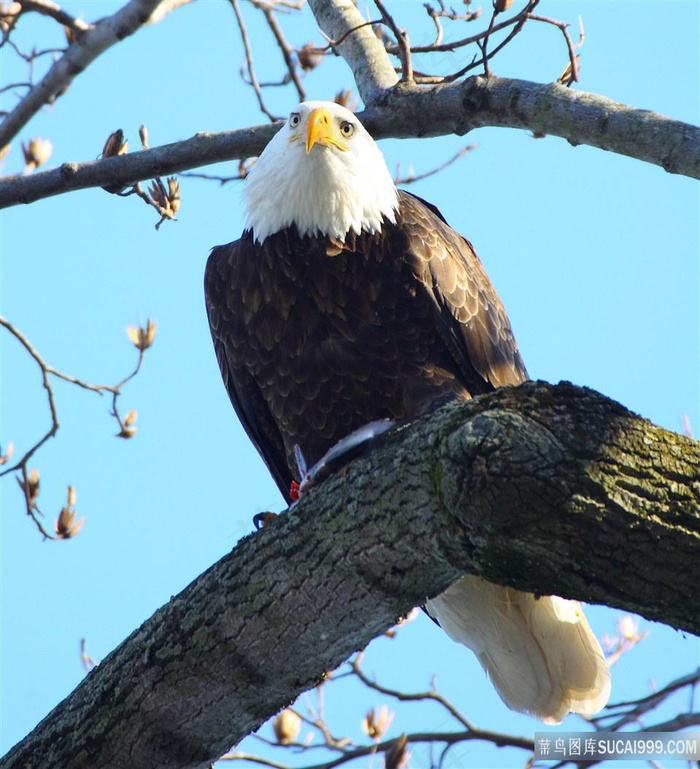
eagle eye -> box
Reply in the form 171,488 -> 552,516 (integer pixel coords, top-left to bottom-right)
339,121 -> 355,138
289,113 -> 301,128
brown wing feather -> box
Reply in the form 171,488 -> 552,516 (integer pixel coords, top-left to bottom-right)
397,191 -> 528,390
205,241 -> 295,502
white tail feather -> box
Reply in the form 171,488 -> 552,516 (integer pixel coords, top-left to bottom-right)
425,576 -> 611,723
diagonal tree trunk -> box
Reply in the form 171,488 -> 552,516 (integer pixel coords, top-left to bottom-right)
2,381 -> 698,769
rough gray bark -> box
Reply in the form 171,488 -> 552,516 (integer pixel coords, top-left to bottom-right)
361,77 -> 700,176
1,75 -> 698,210
2,382 -> 698,769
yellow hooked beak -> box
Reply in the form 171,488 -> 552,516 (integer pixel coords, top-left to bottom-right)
305,107 -> 348,154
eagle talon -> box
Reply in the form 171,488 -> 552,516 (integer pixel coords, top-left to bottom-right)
296,419 -> 397,498
253,512 -> 278,530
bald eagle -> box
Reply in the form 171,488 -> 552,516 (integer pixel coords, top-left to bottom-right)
205,101 -> 611,723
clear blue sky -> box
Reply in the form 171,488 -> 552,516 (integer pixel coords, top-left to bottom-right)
1,2 -> 698,767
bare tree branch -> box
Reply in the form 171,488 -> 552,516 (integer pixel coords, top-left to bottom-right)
256,0 -> 307,102
529,12 -> 583,86
357,77 -> 700,179
594,668 -> 700,731
403,2 -> 523,55
306,0 -> 398,103
16,0 -> 91,33
229,0 -> 280,122
0,122 -> 278,207
0,314 -> 154,536
1,382 -> 698,769
0,76 -> 697,210
232,657 -> 697,769
373,0 -> 414,84
393,144 -> 476,185
0,0 -> 193,151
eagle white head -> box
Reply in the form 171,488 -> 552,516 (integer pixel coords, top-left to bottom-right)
243,101 -> 399,243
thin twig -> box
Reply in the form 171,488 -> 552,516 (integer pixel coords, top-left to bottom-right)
430,0 -> 481,23
180,170 -> 246,184
374,0 -> 413,84
228,0 -> 279,122
220,753 -> 290,769
394,144 -> 476,186
600,668 -> 700,715
226,728 -> 534,769
390,0 -> 537,55
220,658 -> 700,769
17,0 -> 92,33
349,653 -> 474,731
0,81 -> 32,95
1,315 -> 64,473
2,38 -> 67,64
376,0 -> 540,84
423,2 -> 444,47
443,0 -> 537,82
529,12 -> 583,85
0,315 -> 151,530
643,713 -> 700,732
317,18 -> 382,53
478,6 -> 499,77
250,733 -> 351,755
109,348 -> 145,431
115,179 -> 178,229
18,464 -> 58,539
254,0 -> 306,101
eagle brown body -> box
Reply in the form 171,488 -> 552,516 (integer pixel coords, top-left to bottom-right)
205,190 -> 526,502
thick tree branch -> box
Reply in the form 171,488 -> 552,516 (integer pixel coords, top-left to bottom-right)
0,0 -> 191,151
359,78 -> 700,178
0,76 -> 697,210
2,382 -> 698,769
0,123 -> 279,208
306,0 -> 399,103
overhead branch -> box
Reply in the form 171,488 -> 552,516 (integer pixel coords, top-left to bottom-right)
358,77 -> 700,177
0,75 -> 697,210
14,0 -> 91,33
2,381 -> 698,769
306,0 -> 398,104
0,123 -> 278,208
0,0 -> 193,151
